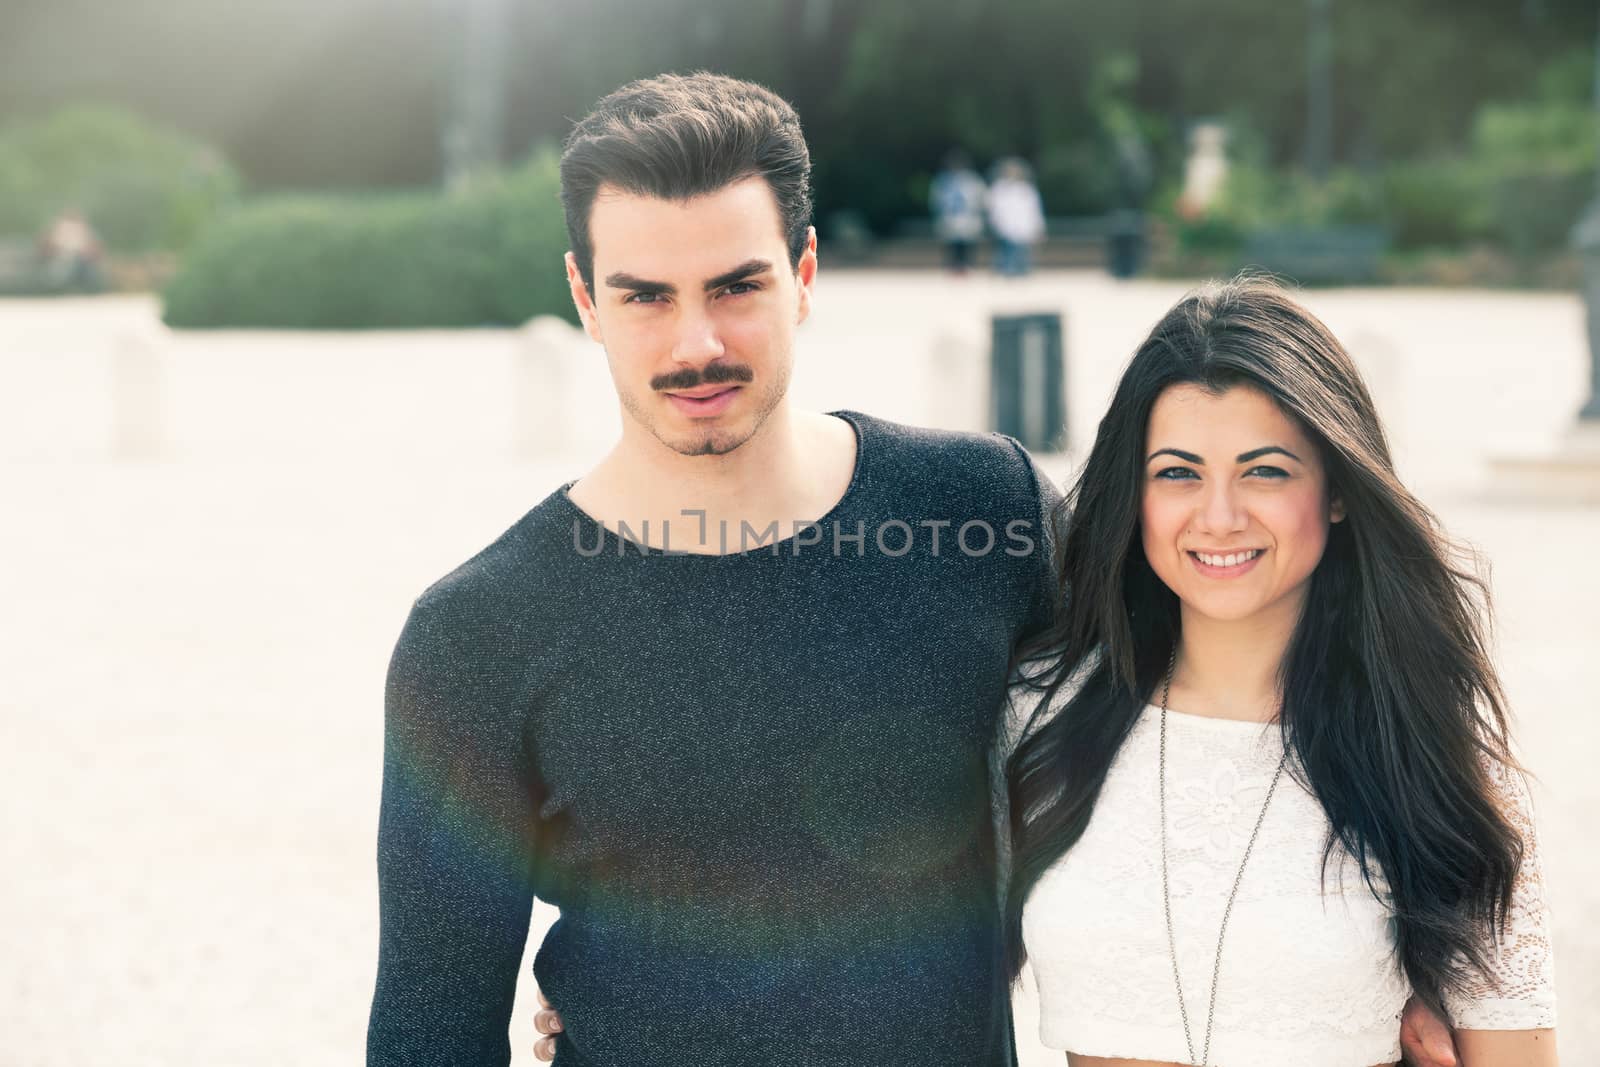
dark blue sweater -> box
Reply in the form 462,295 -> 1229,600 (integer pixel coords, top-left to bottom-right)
368,410 -> 1058,1066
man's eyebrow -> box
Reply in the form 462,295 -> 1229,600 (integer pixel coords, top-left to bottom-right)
601,259 -> 773,296
603,272 -> 673,295
703,259 -> 772,292
1145,446 -> 1305,464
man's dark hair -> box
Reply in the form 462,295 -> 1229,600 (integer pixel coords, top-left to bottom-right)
559,72 -> 813,294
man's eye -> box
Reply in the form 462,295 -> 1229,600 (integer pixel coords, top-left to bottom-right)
721,281 -> 760,297
624,292 -> 663,305
1154,467 -> 1197,480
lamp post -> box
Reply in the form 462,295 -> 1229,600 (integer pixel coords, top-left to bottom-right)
1488,18 -> 1600,501
1305,0 -> 1334,180
1575,7 -> 1600,420
442,0 -> 509,190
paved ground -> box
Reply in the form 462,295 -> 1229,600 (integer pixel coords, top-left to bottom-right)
2,273 -> 1594,1065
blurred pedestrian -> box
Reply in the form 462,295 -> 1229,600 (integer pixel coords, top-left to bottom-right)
36,209 -> 105,292
929,150 -> 986,274
987,158 -> 1045,277
1107,129 -> 1152,278
1176,121 -> 1229,221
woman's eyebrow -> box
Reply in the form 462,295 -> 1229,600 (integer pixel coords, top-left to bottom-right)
1236,446 -> 1302,463
1145,446 -> 1304,464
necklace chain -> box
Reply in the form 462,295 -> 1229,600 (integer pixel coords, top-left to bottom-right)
1158,653 -> 1288,1067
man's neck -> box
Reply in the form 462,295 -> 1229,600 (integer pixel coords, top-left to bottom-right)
568,405 -> 857,554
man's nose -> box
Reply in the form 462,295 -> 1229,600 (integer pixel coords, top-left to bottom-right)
670,306 -> 725,365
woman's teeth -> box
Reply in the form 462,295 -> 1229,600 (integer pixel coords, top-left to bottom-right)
1194,549 -> 1263,567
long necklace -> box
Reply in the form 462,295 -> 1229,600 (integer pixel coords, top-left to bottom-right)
1157,659 -> 1288,1067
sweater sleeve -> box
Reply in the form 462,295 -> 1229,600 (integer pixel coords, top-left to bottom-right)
990,684 -> 1035,898
367,595 -> 541,1066
1444,759 -> 1558,1031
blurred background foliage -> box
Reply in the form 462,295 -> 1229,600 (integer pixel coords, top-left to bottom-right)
0,0 -> 1593,322
0,105 -> 239,253
162,153 -> 568,328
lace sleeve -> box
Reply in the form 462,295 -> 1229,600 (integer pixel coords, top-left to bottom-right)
1443,758 -> 1558,1030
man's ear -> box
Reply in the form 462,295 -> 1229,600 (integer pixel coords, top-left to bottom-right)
795,226 -> 818,325
566,252 -> 604,344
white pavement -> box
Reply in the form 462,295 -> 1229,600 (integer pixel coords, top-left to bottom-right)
2,273 -> 1595,1065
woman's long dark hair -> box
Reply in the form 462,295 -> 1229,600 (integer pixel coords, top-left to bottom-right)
1004,276 -> 1525,1017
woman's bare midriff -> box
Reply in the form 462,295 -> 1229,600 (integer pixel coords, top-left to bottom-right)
1066,1054 -> 1399,1067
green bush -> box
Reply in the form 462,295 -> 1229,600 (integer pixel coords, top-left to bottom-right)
1378,159 -> 1493,249
1170,149 -> 1591,258
1473,100 -> 1596,175
1167,163 -> 1384,255
1035,141 -> 1122,217
0,105 -> 239,253
162,153 -> 575,329
1472,100 -> 1596,253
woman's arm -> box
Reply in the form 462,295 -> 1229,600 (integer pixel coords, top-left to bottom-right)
1442,759 -> 1558,1066
1456,1028 -> 1558,1067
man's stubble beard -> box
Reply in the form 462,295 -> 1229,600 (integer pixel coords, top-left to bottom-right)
621,357 -> 792,459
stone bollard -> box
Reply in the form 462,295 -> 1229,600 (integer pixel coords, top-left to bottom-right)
112,322 -> 168,460
516,315 -> 616,460
927,315 -> 989,434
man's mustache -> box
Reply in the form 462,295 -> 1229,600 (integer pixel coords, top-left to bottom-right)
651,363 -> 755,392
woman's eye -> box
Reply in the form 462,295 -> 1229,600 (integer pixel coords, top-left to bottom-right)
1247,465 -> 1289,479
1154,467 -> 1197,480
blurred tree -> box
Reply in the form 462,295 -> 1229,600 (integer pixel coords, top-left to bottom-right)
2,0 -> 1593,232
0,104 -> 239,251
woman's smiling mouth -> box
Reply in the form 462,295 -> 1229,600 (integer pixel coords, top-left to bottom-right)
1188,548 -> 1266,577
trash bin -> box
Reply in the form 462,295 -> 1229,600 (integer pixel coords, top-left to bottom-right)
1106,209 -> 1146,279
990,312 -> 1065,452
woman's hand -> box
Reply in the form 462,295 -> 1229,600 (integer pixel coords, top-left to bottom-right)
1401,997 -> 1458,1067
533,989 -> 563,1062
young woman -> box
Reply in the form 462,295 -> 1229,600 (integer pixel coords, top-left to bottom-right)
1003,277 -> 1557,1067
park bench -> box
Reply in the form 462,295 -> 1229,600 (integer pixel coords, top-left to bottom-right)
0,238 -> 45,295
0,236 -> 110,295
1241,225 -> 1388,285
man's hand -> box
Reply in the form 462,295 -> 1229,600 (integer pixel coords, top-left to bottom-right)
1400,996 -> 1458,1067
533,990 -> 564,1062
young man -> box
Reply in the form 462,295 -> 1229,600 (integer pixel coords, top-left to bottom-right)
367,73 -> 1461,1067
367,71 -> 1051,1067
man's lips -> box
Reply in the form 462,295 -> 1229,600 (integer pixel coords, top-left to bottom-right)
663,385 -> 742,417
665,385 -> 740,400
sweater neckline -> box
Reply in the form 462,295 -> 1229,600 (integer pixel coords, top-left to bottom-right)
554,409 -> 867,560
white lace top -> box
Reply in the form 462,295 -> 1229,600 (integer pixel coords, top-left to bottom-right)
1002,686 -> 1556,1067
